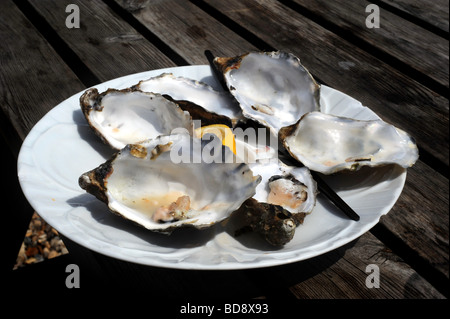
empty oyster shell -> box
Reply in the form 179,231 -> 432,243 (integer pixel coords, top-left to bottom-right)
133,73 -> 243,125
80,88 -> 193,150
214,51 -> 320,134
78,134 -> 261,233
280,112 -> 419,174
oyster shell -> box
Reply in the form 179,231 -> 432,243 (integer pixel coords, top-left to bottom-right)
214,51 -> 320,134
78,134 -> 261,233
133,73 -> 243,125
232,160 -> 317,246
280,112 -> 419,174
80,88 -> 192,150
233,198 -> 297,246
250,160 -> 317,217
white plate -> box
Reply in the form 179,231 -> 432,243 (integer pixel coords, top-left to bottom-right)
17,65 -> 406,270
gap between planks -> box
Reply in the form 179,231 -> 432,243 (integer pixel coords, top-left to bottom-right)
373,0 -> 449,39
102,0 -> 190,67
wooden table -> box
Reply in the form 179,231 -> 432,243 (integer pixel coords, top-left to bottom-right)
2,0 -> 448,304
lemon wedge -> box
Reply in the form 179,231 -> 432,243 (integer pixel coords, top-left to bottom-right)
194,124 -> 236,154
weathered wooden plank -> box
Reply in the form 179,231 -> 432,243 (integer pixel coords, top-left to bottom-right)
0,0 -> 86,140
288,232 -> 445,298
291,0 -> 449,89
29,0 -> 177,83
202,0 -> 448,167
114,0 -> 258,65
380,0 -> 449,33
379,160 -> 449,279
